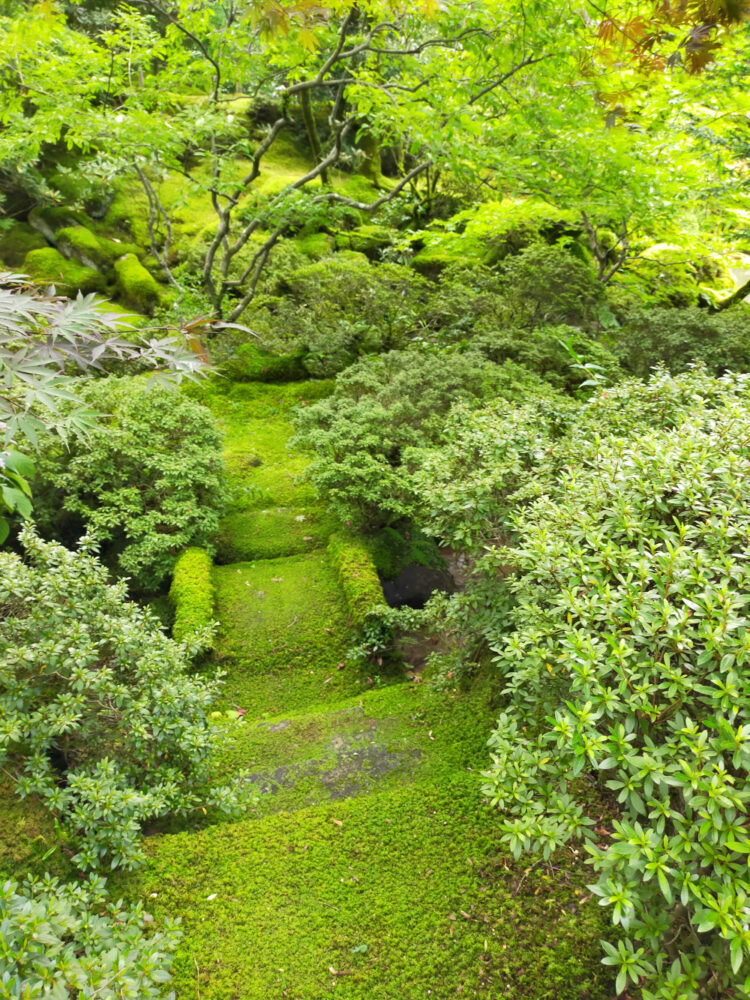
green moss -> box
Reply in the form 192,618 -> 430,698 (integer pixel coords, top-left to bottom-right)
334,224 -> 396,258
170,547 -> 216,644
120,682 -> 610,1000
27,205 -> 87,243
114,253 -> 161,314
223,343 -> 307,383
56,225 -> 143,271
215,506 -> 336,563
211,551 -> 357,716
0,223 -> 47,268
411,233 -> 465,275
22,247 -> 105,295
295,232 -> 334,258
327,531 -> 384,628
0,780 -> 70,880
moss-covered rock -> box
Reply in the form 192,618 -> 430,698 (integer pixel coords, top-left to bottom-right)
22,247 -> 106,295
334,224 -> 396,258
327,531 -> 384,628
224,343 -> 307,383
57,226 -> 143,270
0,223 -> 47,269
169,547 -> 216,645
114,253 -> 161,314
27,205 -> 85,244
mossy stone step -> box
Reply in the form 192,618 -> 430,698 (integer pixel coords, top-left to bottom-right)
212,552 -> 359,718
215,506 -> 337,563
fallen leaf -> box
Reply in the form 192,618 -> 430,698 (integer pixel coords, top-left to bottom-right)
236,708 -> 247,717
271,577 -> 283,583
332,818 -> 343,827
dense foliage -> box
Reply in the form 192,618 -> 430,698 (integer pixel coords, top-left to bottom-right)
36,377 -> 225,591
0,527 -> 240,871
0,874 -> 180,999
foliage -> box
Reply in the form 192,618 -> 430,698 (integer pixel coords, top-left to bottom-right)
0,873 -> 180,999
292,349 -> 531,529
477,370 -> 750,998
327,530 -> 384,629
367,523 -> 445,580
170,547 -> 216,645
35,376 -> 225,592
252,253 -> 427,376
614,304 -> 750,377
0,526 -> 240,871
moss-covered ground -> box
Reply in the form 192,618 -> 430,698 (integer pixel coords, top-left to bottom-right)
109,377 -> 612,999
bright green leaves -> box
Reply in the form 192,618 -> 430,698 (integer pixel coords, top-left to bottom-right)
0,447 -> 33,544
478,369 -> 750,997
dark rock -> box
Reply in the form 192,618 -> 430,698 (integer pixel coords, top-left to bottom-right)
380,564 -> 454,609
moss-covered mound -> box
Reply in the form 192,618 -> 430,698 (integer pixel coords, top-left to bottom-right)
114,253 -> 161,313
215,507 -> 336,563
56,225 -> 142,271
22,247 -> 105,295
169,547 -> 216,644
327,531 -> 384,628
224,343 -> 307,383
0,223 -> 47,269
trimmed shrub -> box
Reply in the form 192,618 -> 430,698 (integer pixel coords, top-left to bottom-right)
327,530 -> 384,628
22,247 -> 105,295
114,253 -> 161,314
35,376 -> 225,592
170,547 -> 216,644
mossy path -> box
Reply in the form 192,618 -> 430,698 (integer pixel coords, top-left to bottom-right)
126,380 -> 611,999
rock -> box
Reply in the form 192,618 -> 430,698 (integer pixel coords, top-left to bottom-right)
381,564 -> 454,609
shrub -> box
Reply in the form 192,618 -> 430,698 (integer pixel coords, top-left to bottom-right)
613,305 -> 750,377
170,547 -> 216,644
475,370 -> 750,998
35,376 -> 225,592
0,527 -> 240,870
249,253 -> 427,375
0,874 -> 180,999
327,530 -> 384,628
292,349 -> 534,528
114,253 -> 161,314
497,242 -> 602,329
22,247 -> 105,295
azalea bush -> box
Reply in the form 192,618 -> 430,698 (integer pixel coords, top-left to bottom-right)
35,376 -> 225,591
0,874 -> 180,999
0,526 -> 242,871
478,370 -> 750,998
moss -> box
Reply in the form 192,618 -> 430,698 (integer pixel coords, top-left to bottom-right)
215,506 -> 337,563
114,253 -> 162,314
22,247 -> 106,295
27,205 -> 87,243
223,343 -> 308,383
211,551 -> 357,716
119,682 -> 610,1000
334,224 -> 396,258
56,225 -> 143,270
170,547 -> 216,644
0,223 -> 47,268
411,233 -> 465,275
327,531 -> 384,628
295,232 -> 334,258
0,779 -> 70,879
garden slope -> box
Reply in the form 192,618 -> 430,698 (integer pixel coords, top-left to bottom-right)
125,379 -> 611,999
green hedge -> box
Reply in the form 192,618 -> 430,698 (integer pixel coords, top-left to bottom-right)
169,547 -> 216,644
327,531 -> 384,628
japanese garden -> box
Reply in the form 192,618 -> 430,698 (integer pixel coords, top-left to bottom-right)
2,1 -> 750,997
